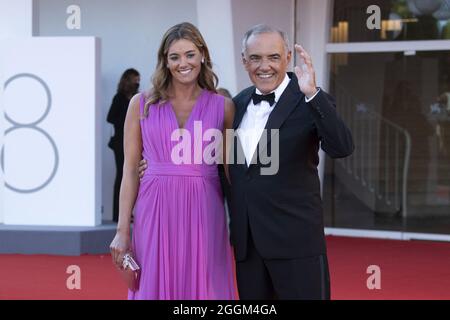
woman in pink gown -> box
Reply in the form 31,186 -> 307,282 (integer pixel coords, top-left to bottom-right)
109,22 -> 237,300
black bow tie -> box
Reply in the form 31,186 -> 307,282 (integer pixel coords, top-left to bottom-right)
251,92 -> 275,106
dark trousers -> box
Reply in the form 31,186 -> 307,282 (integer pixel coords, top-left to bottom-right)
236,228 -> 331,300
112,146 -> 124,223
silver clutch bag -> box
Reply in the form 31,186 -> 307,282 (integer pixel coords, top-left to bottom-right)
118,252 -> 141,292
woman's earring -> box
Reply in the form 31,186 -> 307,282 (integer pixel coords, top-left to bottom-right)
201,57 -> 205,64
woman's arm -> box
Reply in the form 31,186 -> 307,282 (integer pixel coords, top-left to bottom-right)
110,93 -> 143,267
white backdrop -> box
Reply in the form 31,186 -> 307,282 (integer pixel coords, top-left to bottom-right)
0,37 -> 101,226
0,0 -> 35,224
0,72 -> 3,224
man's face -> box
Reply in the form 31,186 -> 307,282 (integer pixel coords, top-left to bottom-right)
242,32 -> 291,94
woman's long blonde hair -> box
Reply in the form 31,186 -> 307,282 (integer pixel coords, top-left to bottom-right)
144,22 -> 218,117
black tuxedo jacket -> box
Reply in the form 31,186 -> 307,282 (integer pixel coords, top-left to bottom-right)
228,72 -> 354,261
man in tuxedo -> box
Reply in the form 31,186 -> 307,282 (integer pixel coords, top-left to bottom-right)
228,24 -> 354,300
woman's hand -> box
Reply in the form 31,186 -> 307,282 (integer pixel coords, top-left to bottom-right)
109,231 -> 131,269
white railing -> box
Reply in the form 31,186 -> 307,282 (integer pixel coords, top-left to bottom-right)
334,85 -> 411,217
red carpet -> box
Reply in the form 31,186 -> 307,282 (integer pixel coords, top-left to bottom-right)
1,236 -> 450,300
326,236 -> 450,300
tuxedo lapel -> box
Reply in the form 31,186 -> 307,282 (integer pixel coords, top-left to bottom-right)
232,88 -> 254,169
233,88 -> 253,129
262,73 -> 303,146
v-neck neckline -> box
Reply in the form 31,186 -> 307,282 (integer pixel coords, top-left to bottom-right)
168,89 -> 205,130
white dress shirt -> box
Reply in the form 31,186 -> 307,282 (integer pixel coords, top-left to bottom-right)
238,74 -> 320,166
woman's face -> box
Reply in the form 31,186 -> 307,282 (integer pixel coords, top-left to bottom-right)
167,39 -> 203,86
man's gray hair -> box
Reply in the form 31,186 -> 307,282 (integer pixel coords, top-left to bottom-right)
241,24 -> 290,54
